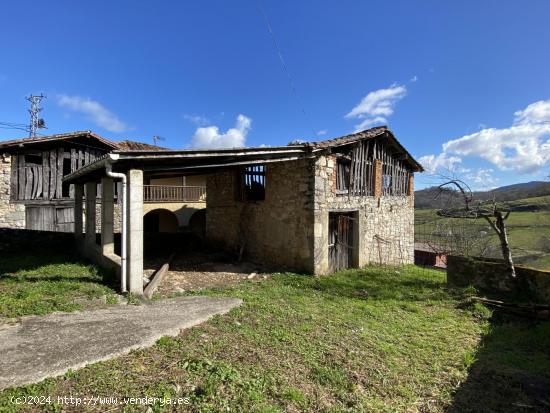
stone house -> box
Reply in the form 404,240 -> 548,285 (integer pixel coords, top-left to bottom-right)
0,131 -> 206,232
64,126 -> 423,295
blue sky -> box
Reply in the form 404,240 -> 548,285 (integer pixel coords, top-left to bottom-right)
1,0 -> 549,189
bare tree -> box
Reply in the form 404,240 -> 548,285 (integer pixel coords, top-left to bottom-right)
435,179 -> 516,278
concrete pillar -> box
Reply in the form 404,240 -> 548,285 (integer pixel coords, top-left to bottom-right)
127,169 -> 144,295
85,182 -> 97,250
101,177 -> 114,256
74,184 -> 83,238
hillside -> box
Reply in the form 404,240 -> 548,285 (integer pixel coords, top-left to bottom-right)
415,189 -> 550,270
415,181 -> 550,209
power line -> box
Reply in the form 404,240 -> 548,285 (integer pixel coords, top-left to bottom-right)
256,0 -> 317,138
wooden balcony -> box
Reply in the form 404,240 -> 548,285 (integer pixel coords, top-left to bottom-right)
143,185 -> 206,203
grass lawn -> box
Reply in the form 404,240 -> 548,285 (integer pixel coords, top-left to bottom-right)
0,253 -> 120,318
1,264 -> 548,412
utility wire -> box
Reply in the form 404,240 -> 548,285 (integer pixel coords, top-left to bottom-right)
256,0 -> 317,139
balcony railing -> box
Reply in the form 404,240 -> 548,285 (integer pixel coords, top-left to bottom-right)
143,185 -> 206,203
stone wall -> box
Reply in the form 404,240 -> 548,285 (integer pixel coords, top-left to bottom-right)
206,155 -> 415,275
447,255 -> 550,304
0,154 -> 25,228
206,159 -> 315,272
0,227 -> 75,254
312,154 -> 415,274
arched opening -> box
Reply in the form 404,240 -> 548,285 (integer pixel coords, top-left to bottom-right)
188,209 -> 206,238
144,209 -> 179,233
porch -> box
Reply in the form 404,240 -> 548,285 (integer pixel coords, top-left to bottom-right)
64,146 -> 304,295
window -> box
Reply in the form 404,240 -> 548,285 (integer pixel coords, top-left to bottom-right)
61,157 -> 72,198
24,153 -> 42,166
241,165 -> 265,201
336,159 -> 350,194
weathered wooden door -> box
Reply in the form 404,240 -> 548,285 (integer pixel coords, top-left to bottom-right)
55,207 -> 74,232
25,206 -> 74,232
25,206 -> 55,231
328,213 -> 356,272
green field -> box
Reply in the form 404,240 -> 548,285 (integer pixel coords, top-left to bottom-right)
415,196 -> 550,270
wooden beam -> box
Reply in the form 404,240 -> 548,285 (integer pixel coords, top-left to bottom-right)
56,148 -> 64,199
24,167 -> 32,199
10,155 -> 18,201
49,150 -> 57,199
17,154 -> 25,200
70,149 -> 77,198
42,152 -> 49,199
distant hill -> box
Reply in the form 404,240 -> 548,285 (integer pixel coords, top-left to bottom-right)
415,181 -> 550,209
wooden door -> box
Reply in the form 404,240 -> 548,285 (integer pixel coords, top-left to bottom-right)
328,213 -> 356,272
25,206 -> 55,231
55,207 -> 74,233
25,206 -> 74,232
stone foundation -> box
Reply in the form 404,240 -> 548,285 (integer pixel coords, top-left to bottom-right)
0,154 -> 25,228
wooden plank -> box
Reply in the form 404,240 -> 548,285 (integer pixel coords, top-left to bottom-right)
17,155 -> 25,199
78,149 -> 84,168
70,149 -> 77,172
56,148 -> 64,199
84,150 -> 90,165
49,150 -> 57,199
36,165 -> 42,199
42,152 -> 49,199
24,167 -> 33,200
33,166 -> 41,199
70,149 -> 77,198
10,155 -> 18,201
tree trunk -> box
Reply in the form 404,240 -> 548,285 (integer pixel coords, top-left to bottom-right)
495,211 -> 516,278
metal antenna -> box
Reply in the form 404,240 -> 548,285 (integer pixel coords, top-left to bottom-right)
152,135 -> 165,146
26,94 -> 46,137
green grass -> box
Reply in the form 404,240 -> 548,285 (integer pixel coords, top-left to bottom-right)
2,265 -> 548,412
0,253 -> 119,318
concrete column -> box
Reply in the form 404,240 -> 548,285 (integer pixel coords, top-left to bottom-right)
74,184 -> 83,238
127,169 -> 144,295
85,182 -> 97,250
101,177 -> 114,256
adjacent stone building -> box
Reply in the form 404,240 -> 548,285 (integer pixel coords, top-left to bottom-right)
64,126 -> 423,295
0,131 -> 199,233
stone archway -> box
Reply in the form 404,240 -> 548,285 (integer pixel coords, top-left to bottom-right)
144,209 -> 179,233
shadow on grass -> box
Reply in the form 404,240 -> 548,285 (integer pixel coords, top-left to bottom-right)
446,311 -> 550,412
0,252 -> 117,288
276,266 -> 454,303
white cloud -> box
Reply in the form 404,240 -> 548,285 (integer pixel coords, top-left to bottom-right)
465,168 -> 498,190
513,100 -> 550,125
184,114 -> 210,126
191,114 -> 251,149
345,83 -> 407,131
418,152 -> 463,174
420,100 -> 550,175
316,129 -> 327,136
410,75 -> 418,83
57,95 -> 128,133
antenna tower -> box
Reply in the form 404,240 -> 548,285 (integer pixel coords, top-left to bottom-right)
27,94 -> 46,137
